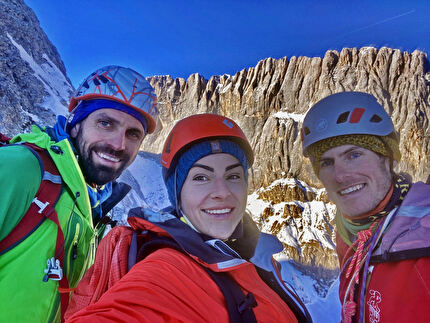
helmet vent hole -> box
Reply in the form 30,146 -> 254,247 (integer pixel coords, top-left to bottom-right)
303,126 -> 310,135
99,75 -> 109,83
336,111 -> 350,124
370,114 -> 382,123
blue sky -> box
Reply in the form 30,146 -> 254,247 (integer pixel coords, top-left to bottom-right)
26,0 -> 429,88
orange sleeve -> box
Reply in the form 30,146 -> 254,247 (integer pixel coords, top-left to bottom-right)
66,248 -> 228,323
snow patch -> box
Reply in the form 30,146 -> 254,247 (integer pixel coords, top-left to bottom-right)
247,176 -> 336,250
219,82 -> 232,94
7,33 -> 72,116
306,277 -> 341,322
274,111 -> 305,123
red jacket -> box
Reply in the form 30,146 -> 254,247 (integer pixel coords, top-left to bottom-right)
68,246 -> 298,322
338,237 -> 430,322
337,182 -> 430,322
67,208 -> 309,322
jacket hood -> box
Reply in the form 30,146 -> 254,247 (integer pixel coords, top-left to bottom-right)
127,207 -> 283,272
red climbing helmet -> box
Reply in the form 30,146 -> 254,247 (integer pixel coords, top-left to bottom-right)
161,114 -> 254,172
302,91 -> 397,155
68,65 -> 158,133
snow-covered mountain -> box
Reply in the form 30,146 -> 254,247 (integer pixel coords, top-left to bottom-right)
1,5 -> 342,320
0,6 -> 359,319
6,33 -> 71,116
5,1 -> 429,321
0,0 -> 72,136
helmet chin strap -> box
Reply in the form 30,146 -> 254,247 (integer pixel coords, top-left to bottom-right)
174,167 -> 180,214
381,138 -> 396,178
174,168 -> 200,233
178,209 -> 200,233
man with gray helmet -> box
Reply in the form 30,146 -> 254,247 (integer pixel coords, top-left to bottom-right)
302,91 -> 430,322
0,65 -> 158,322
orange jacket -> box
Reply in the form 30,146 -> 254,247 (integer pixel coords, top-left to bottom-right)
66,208 -> 310,322
68,246 -> 299,322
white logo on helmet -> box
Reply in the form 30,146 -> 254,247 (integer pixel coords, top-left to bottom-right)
316,119 -> 328,132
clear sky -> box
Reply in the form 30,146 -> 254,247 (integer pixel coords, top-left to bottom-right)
25,0 -> 430,88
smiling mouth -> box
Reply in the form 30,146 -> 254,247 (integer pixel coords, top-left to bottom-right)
339,184 -> 365,196
96,151 -> 121,163
203,208 -> 233,215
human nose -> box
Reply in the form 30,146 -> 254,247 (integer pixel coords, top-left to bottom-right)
210,178 -> 232,199
333,161 -> 351,183
106,130 -> 126,151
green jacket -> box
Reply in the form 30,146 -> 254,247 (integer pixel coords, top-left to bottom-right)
0,125 -> 110,322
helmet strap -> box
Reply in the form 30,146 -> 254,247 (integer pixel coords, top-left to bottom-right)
174,167 -> 180,215
380,137 -> 396,176
174,168 -> 199,233
64,113 -> 74,133
178,209 -> 200,233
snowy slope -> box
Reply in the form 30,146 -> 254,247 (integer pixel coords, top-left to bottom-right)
112,151 -> 170,225
248,177 -> 337,252
115,151 -> 341,322
7,33 -> 72,118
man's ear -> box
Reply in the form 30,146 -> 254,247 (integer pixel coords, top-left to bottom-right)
70,123 -> 80,139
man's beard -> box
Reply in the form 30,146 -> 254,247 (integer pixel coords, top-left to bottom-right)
72,129 -> 131,186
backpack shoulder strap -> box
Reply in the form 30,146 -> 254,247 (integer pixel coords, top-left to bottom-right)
203,267 -> 257,323
132,233 -> 257,323
0,133 -> 11,145
0,142 -> 71,323
0,144 -> 62,254
371,182 -> 430,263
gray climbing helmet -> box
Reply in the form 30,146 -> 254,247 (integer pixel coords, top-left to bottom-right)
301,91 -> 396,156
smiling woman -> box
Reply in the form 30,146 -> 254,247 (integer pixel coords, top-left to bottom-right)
180,153 -> 248,239
66,114 -> 312,322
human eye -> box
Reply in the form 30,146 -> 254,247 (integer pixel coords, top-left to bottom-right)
319,159 -> 333,168
192,174 -> 209,182
127,130 -> 144,141
227,173 -> 242,180
348,150 -> 362,160
98,119 -> 112,129
226,167 -> 245,181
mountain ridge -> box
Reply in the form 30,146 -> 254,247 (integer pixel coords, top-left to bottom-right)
144,47 -> 430,190
1,0 -> 429,272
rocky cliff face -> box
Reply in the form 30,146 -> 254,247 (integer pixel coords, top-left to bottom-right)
247,177 -> 339,269
145,48 -> 430,190
1,0 -> 429,271
142,49 -> 429,268
0,0 -> 72,137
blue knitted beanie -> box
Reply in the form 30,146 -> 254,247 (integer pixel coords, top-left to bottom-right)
164,139 -> 249,206
66,99 -> 148,133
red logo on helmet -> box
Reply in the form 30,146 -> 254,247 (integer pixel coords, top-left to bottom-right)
349,107 -> 365,123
